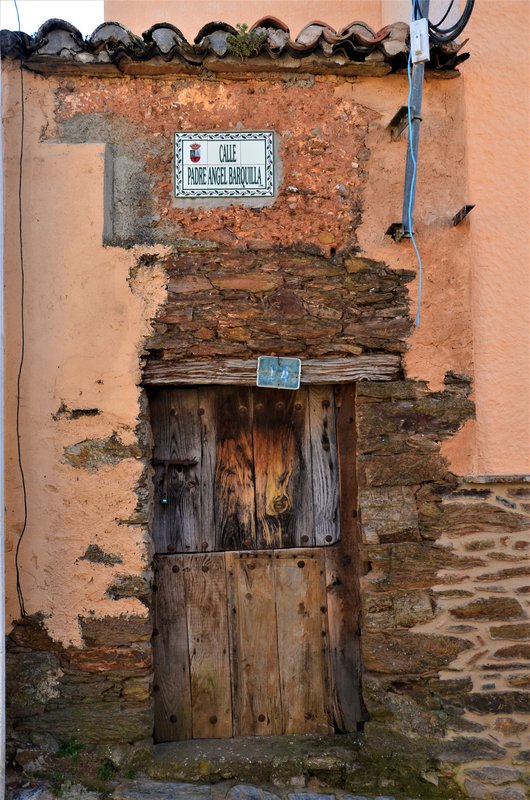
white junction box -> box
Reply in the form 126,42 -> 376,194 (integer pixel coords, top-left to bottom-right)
410,18 -> 430,63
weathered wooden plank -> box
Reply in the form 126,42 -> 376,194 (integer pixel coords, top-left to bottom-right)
324,546 -> 363,732
226,552 -> 282,736
309,385 -> 340,546
184,553 -> 232,739
150,389 -> 202,553
150,390 -> 173,554
335,385 -> 359,551
214,387 -> 256,550
253,389 -> 313,548
153,555 -> 192,742
143,355 -> 402,385
274,549 -> 332,735
197,387 -> 217,550
325,384 -> 363,732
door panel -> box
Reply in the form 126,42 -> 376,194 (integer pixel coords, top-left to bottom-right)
227,552 -> 282,737
252,389 -> 314,548
152,556 -> 192,741
154,549 -> 335,741
150,386 -> 340,554
213,387 -> 257,550
309,385 -> 339,546
151,389 -> 202,553
274,550 -> 331,734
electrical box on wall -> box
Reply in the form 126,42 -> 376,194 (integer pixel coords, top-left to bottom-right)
410,18 -> 430,63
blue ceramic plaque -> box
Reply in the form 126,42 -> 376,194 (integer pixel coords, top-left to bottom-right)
256,357 -> 301,390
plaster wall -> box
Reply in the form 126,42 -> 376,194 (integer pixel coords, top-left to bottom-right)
103,0 -> 459,39
463,0 -> 530,474
103,0 -> 383,38
2,62 -> 167,639
103,0 -> 530,476
3,57 -> 472,638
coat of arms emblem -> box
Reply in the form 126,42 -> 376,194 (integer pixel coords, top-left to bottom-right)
190,143 -> 201,163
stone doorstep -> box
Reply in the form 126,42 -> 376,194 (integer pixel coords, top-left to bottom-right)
149,734 -> 362,786
8,783 -> 429,800
110,783 -> 422,800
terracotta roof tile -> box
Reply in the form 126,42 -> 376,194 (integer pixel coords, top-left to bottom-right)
0,18 -> 470,77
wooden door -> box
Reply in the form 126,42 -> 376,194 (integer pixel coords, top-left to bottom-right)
150,384 -> 362,741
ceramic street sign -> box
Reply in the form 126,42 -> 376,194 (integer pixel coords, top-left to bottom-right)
256,357 -> 301,391
174,131 -> 274,198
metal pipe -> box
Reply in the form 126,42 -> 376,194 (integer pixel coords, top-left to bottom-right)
401,0 -> 430,236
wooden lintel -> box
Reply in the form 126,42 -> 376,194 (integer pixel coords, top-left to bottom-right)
142,355 -> 401,386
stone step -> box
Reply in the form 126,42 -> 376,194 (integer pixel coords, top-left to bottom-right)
150,734 -> 362,786
112,781 -> 211,799
8,780 -> 437,800
111,784 -> 417,800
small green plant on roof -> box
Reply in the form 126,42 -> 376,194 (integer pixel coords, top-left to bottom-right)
226,23 -> 267,59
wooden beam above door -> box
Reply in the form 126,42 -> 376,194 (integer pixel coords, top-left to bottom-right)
142,355 -> 401,386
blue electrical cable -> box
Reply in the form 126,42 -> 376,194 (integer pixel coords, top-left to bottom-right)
407,48 -> 423,327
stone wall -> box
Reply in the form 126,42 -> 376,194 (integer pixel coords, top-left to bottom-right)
144,247 -> 412,363
6,614 -> 153,766
355,380 -> 530,800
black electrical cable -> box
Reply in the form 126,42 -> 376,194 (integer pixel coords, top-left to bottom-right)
13,0 -> 21,30
412,0 -> 474,43
431,0 -> 456,28
13,0 -> 28,618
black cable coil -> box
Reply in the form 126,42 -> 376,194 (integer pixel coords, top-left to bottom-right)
412,0 -> 475,44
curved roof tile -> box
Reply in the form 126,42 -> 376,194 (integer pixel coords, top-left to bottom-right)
0,18 -> 469,76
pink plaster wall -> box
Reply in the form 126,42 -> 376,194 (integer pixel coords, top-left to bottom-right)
463,0 -> 529,474
104,0 -> 530,476
2,63 -> 167,638
104,0 -> 382,38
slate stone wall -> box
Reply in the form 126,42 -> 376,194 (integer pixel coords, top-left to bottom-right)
144,247 -> 413,363
355,380 -> 530,800
6,614 -> 153,767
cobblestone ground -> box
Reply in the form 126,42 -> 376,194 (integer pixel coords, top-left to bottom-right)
7,780 -> 442,800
